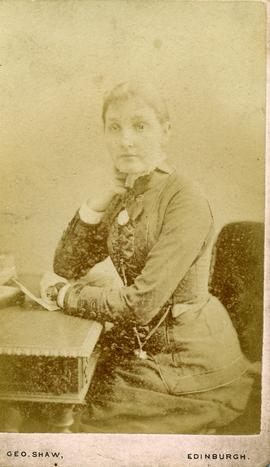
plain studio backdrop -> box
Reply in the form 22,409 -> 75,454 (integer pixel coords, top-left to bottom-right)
0,1 -> 266,275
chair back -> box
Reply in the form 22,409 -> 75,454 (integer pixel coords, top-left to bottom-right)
209,222 -> 264,362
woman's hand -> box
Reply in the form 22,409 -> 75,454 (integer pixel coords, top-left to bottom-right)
40,271 -> 68,305
85,168 -> 127,212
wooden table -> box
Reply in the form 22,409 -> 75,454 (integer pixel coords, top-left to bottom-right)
0,300 -> 102,432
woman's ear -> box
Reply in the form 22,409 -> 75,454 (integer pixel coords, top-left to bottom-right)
162,121 -> 171,143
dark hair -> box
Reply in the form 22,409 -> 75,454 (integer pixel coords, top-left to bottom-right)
102,81 -> 170,125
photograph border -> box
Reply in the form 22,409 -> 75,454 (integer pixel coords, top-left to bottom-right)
0,1 -> 269,465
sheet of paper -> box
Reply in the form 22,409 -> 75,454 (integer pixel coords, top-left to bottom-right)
12,278 -> 59,311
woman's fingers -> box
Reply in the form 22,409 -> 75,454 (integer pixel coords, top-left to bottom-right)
113,167 -> 127,181
84,168 -> 127,211
46,285 -> 58,301
111,168 -> 127,194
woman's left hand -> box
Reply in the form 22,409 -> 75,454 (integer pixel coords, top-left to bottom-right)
40,271 -> 68,306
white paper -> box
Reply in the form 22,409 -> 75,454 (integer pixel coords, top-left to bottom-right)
12,278 -> 59,312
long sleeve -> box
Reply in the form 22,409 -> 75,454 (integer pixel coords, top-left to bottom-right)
53,211 -> 109,280
63,186 -> 213,325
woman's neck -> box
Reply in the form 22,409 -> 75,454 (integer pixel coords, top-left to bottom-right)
124,154 -> 168,189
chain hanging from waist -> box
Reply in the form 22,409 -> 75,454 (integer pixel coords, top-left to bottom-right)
133,303 -> 172,359
119,256 -> 171,359
119,256 -> 209,359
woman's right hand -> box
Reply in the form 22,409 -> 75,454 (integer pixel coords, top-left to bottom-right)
85,168 -> 127,212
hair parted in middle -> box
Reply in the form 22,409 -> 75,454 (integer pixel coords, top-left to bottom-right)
102,81 -> 170,125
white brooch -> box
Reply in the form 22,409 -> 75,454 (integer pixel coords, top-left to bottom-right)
117,209 -> 129,226
134,349 -> 148,360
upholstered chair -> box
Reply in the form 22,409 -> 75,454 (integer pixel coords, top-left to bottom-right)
209,221 -> 264,434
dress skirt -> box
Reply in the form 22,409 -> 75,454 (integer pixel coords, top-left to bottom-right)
79,296 -> 255,434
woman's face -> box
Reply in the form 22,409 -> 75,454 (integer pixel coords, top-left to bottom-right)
104,96 -> 170,174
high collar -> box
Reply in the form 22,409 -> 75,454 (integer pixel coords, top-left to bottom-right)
126,161 -> 174,197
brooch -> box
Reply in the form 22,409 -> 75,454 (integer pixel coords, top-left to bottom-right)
133,326 -> 148,359
117,209 -> 129,226
134,349 -> 148,360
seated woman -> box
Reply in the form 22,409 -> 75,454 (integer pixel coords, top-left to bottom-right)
46,81 -> 254,434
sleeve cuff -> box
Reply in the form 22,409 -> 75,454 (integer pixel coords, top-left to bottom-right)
79,203 -> 104,224
63,283 -> 104,320
57,283 -> 72,308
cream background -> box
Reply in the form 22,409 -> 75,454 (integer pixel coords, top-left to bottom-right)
0,1 -> 270,467
0,0 -> 266,275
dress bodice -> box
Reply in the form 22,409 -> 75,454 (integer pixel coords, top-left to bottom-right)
106,169 -> 214,306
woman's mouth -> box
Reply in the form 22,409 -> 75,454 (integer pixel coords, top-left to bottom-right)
121,154 -> 137,158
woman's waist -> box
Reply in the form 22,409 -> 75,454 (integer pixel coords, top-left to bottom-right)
171,270 -> 210,307
144,295 -> 239,353
171,294 -> 210,319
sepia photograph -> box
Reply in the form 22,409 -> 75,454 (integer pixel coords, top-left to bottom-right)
0,0 -> 269,465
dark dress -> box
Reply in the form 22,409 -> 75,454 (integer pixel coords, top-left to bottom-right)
53,164 -> 254,434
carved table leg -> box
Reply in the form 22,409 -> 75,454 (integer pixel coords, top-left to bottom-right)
47,404 -> 75,433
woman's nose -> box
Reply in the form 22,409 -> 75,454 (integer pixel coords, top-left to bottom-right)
120,129 -> 134,148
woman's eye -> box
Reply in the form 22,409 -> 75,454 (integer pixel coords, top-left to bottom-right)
135,122 -> 145,131
109,123 -> 120,132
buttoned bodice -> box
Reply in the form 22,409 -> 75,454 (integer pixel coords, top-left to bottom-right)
105,169 -> 214,308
